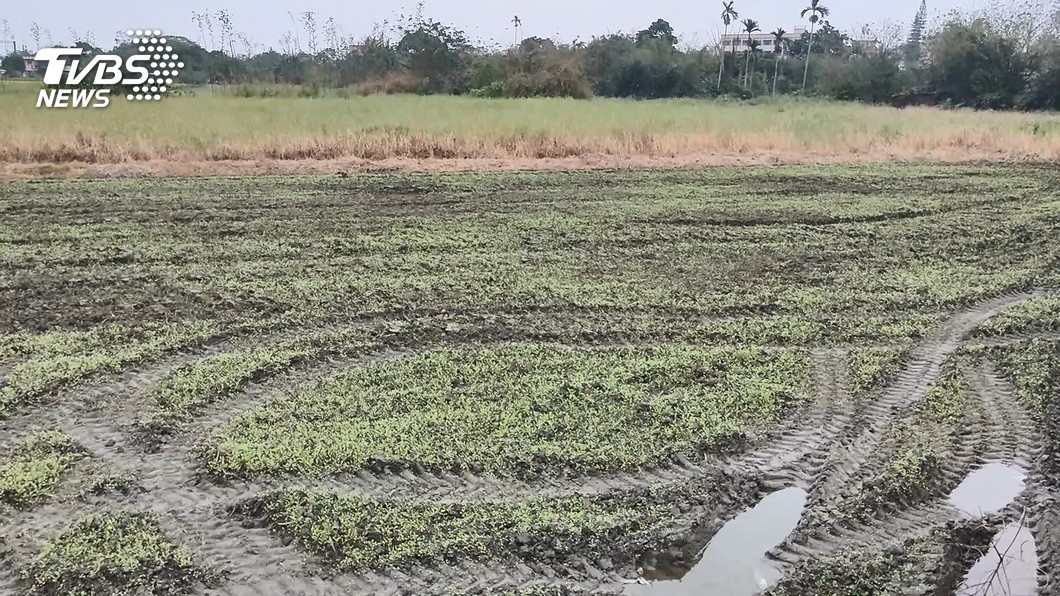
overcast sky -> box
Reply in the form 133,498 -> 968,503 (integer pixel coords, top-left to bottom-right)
1,0 -> 992,52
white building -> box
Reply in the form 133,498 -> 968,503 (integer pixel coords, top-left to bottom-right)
720,27 -> 806,52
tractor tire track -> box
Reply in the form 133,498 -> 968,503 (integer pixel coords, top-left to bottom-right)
0,347 -> 225,452
725,348 -> 855,486
967,362 -> 1042,466
768,293 -> 1035,574
0,536 -> 25,596
804,292 -> 1033,511
972,361 -> 1057,595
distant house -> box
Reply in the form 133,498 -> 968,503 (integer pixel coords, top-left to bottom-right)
719,27 -> 806,52
2,41 -> 44,77
21,52 -> 44,77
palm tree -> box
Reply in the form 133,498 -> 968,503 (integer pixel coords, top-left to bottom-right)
771,28 -> 786,96
748,39 -> 763,90
740,18 -> 760,89
716,1 -> 738,89
800,0 -> 830,93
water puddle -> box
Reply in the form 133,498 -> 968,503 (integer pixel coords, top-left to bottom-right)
948,462 -> 1027,517
956,522 -> 1038,595
626,487 -> 807,596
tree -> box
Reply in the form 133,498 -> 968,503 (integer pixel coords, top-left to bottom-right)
772,28 -> 787,95
637,19 -> 677,48
1018,34 -> 1060,109
789,22 -> 848,57
927,19 -> 1029,109
717,1 -> 739,88
800,0 -> 831,92
748,38 -> 764,90
396,17 -> 474,93
1,52 -> 26,76
741,18 -> 760,89
905,0 -> 928,66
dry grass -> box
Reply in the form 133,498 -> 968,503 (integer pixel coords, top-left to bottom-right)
3,80 -> 1060,174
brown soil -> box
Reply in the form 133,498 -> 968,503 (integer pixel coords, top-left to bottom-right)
1,150 -> 1057,180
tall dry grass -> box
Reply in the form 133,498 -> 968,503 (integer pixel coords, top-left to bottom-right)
2,81 -> 1060,165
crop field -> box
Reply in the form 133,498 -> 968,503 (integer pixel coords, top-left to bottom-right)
1,164 -> 1059,595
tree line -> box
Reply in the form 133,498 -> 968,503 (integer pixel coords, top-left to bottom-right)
2,0 -> 1060,109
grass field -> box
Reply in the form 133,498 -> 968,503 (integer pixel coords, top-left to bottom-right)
0,164 -> 1058,595
3,81 -> 1060,172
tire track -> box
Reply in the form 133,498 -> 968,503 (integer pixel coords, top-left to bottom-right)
805,292 -> 1033,511
967,362 -> 1042,466
0,548 -> 20,596
769,293 -> 1035,574
971,361 -> 1056,595
725,348 -> 855,486
0,347 -> 224,452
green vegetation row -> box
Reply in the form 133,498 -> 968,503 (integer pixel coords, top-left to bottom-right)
0,431 -> 84,507
239,490 -> 646,569
135,327 -> 378,435
974,292 -> 1060,337
200,344 -> 812,479
21,511 -> 215,596
234,473 -> 750,572
846,347 -> 909,397
0,321 -> 220,416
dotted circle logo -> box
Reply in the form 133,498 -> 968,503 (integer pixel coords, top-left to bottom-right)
123,30 -> 181,102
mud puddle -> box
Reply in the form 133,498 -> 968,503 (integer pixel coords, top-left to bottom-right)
948,462 -> 1027,517
626,487 -> 806,596
956,522 -> 1038,595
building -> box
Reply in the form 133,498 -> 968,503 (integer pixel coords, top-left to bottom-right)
1,41 -> 44,77
719,27 -> 806,52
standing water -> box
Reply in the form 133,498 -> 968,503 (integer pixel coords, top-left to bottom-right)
626,487 -> 807,596
956,522 -> 1038,595
948,462 -> 1027,517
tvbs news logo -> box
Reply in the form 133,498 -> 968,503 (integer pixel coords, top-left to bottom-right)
35,29 -> 183,108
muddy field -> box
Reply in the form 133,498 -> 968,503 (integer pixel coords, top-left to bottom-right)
1,165 -> 1059,596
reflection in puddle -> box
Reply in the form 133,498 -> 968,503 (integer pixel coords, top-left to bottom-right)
948,462 -> 1027,517
957,523 -> 1038,595
626,487 -> 807,596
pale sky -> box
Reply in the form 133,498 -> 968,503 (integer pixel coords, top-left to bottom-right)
0,0 -> 990,52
